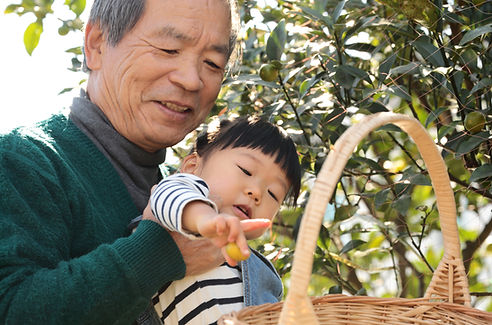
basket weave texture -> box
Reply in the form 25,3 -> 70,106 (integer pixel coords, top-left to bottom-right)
219,112 -> 492,325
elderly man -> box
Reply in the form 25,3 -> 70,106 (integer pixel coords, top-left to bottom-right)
0,0 -> 245,324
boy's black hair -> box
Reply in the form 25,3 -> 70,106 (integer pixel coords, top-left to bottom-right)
194,116 -> 301,204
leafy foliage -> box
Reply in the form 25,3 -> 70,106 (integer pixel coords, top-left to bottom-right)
224,0 -> 492,310
5,0 -> 492,311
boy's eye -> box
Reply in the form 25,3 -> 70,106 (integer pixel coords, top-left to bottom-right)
268,190 -> 279,202
237,165 -> 251,176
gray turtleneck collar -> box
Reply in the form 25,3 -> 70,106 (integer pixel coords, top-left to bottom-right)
69,89 -> 165,211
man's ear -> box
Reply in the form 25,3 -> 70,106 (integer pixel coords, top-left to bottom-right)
180,153 -> 202,174
84,22 -> 105,71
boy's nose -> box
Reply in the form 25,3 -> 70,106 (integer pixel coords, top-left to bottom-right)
247,190 -> 261,204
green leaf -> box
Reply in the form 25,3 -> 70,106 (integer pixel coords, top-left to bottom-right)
469,164 -> 492,183
375,188 -> 390,208
314,0 -> 329,12
65,46 -> 83,55
377,124 -> 402,133
66,0 -> 86,16
266,19 -> 286,61
332,0 -> 347,23
389,62 -> 420,76
345,43 -> 376,53
393,194 -> 411,215
299,72 -> 324,98
378,53 -> 397,85
425,107 -> 448,127
437,123 -> 456,141
334,205 -> 356,222
408,173 -> 431,186
335,66 -> 353,89
23,21 -> 43,55
299,6 -> 333,28
340,239 -> 366,254
366,101 -> 389,113
223,74 -> 280,88
58,87 -> 74,95
459,23 -> 492,45
4,4 -> 20,14
335,65 -> 370,88
329,285 -> 342,294
387,85 -> 412,101
469,78 -> 492,96
351,156 -> 384,171
456,132 -> 488,155
412,37 -> 445,67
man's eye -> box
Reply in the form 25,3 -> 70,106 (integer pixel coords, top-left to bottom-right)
205,60 -> 222,70
162,49 -> 178,54
238,165 -> 251,176
268,190 -> 279,202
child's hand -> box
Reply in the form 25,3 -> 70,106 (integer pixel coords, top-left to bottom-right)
196,215 -> 271,266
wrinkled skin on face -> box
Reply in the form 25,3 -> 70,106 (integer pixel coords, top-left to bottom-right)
85,0 -> 232,152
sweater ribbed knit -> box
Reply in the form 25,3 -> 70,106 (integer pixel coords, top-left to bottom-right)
0,114 -> 185,324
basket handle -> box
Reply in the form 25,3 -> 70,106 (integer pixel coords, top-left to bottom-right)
278,112 -> 471,325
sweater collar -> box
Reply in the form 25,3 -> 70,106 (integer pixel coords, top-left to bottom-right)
69,89 -> 165,211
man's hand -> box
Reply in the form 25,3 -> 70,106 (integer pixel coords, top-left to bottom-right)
142,200 -> 224,275
169,232 -> 224,276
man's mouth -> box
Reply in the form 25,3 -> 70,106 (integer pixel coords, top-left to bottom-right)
161,101 -> 191,113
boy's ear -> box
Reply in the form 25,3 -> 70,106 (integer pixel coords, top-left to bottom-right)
84,22 -> 105,71
180,153 -> 202,174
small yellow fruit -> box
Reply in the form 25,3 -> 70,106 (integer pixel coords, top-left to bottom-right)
464,111 -> 486,134
58,25 -> 69,36
259,63 -> 279,82
225,242 -> 249,262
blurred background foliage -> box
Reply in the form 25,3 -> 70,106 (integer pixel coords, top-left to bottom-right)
5,0 -> 492,311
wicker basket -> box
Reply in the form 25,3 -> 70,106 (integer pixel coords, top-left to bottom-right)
219,112 -> 492,325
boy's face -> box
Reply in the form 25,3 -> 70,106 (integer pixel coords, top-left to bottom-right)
183,147 -> 290,239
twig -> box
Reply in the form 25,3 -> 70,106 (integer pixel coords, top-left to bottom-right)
277,74 -> 311,146
449,173 -> 492,200
470,292 -> 492,297
402,221 -> 435,273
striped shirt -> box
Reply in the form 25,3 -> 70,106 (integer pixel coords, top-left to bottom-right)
150,173 -> 245,324
150,173 -> 217,237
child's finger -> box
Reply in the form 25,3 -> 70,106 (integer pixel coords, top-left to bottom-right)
226,217 -> 241,242
214,216 -> 227,236
234,233 -> 250,258
239,218 -> 271,232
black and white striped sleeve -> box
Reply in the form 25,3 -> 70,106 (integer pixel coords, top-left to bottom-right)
150,173 -> 217,238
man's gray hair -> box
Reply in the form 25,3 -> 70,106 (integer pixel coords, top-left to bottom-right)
86,0 -> 240,70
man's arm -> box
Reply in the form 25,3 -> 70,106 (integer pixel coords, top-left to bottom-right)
0,145 -> 184,324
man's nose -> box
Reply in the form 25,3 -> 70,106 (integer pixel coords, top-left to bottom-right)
169,59 -> 203,92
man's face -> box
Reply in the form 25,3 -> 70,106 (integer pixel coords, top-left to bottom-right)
88,0 -> 232,152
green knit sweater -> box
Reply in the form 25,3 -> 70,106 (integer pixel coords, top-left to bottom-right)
0,114 -> 186,324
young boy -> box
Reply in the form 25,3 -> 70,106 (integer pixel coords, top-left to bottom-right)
150,116 -> 301,324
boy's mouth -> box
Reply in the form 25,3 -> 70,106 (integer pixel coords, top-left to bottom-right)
234,205 -> 251,219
